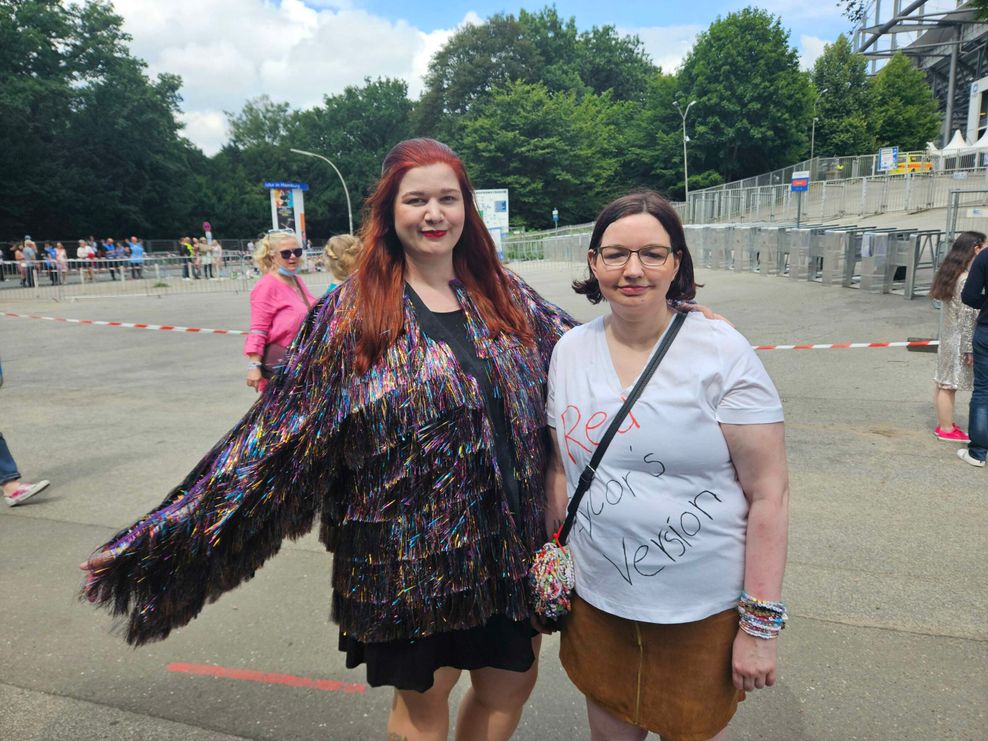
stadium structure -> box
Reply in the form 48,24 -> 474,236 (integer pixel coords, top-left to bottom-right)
853,1 -> 988,144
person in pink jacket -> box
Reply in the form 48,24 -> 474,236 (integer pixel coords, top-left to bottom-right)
244,230 -> 316,393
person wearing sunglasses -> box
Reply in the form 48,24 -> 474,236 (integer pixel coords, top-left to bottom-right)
243,230 -> 315,393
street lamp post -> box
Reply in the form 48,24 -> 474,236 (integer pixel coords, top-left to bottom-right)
289,148 -> 354,235
809,88 -> 827,168
673,99 -> 697,207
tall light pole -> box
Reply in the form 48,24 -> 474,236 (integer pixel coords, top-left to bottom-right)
673,99 -> 697,206
810,88 -> 827,165
289,148 -> 354,235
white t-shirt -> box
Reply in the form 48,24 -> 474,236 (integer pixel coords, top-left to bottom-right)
546,313 -> 783,624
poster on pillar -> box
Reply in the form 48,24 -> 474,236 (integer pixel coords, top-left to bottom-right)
265,181 -> 308,249
475,188 -> 509,261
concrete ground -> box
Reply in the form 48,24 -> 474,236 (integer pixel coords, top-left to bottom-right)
0,262 -> 985,740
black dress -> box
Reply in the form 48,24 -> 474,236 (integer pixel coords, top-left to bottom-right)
339,289 -> 537,692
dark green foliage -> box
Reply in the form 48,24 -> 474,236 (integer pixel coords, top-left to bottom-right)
677,7 -> 813,182
1,2 -> 949,239
0,0 -> 199,238
811,35 -> 875,157
871,53 -> 941,151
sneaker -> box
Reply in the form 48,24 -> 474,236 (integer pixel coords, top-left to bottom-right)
956,448 -> 986,468
934,425 -> 971,442
4,480 -> 50,506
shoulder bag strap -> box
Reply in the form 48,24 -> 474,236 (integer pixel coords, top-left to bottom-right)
556,311 -> 686,545
293,276 -> 313,309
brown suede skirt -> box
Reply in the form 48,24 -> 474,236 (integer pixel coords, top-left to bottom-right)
559,594 -> 744,741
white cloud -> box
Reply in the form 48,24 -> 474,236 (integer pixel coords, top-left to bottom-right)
111,0 -> 475,154
799,34 -> 830,71
179,110 -> 229,155
622,24 -> 704,73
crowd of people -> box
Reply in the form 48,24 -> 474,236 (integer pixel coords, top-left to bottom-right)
0,234 -> 348,287
1,236 -> 147,285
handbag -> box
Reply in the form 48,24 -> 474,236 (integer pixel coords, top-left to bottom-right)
260,276 -> 313,380
529,311 -> 686,623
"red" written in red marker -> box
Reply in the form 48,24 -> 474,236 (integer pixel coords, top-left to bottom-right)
167,662 -> 367,693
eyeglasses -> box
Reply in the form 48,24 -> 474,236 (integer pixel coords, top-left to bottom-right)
596,245 -> 673,268
279,248 -> 304,259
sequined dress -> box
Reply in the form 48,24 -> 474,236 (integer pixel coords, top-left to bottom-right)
935,272 -> 977,390
85,273 -> 577,678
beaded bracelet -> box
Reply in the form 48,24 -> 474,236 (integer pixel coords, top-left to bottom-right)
737,591 -> 788,639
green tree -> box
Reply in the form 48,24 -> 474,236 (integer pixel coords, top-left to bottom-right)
414,6 -> 655,143
871,52 -> 941,150
226,95 -> 295,149
292,77 -> 414,236
677,7 -> 812,182
811,34 -> 875,157
0,0 -> 199,238
457,81 -> 629,228
414,13 -> 540,139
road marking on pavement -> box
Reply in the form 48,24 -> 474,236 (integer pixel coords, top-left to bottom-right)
1,311 -> 940,350
167,662 -> 366,693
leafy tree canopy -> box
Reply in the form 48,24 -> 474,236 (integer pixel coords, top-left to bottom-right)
678,7 -> 812,181
871,52 -> 941,150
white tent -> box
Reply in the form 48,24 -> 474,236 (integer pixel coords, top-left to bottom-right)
941,129 -> 970,155
925,140 -> 942,158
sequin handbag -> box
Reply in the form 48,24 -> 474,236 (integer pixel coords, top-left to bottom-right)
529,311 -> 686,624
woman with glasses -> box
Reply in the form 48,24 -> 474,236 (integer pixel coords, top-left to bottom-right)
244,230 -> 315,393
543,191 -> 789,741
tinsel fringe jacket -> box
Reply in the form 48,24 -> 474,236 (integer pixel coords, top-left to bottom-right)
84,274 -> 577,646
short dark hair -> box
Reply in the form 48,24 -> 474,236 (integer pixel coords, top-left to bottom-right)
573,191 -> 698,304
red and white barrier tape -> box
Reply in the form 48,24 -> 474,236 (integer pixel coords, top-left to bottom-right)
1,311 -> 939,349
0,311 -> 246,335
754,340 -> 938,350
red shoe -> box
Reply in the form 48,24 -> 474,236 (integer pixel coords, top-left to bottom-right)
934,425 -> 970,442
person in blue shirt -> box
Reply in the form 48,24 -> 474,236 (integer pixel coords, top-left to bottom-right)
959,245 -> 988,466
103,239 -> 119,280
128,236 -> 145,279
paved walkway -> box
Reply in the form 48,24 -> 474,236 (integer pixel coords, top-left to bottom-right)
1,264 -> 984,740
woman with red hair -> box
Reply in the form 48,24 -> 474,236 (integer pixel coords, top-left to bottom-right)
81,139 -> 579,740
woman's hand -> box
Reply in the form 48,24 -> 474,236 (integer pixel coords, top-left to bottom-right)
79,549 -> 117,601
246,367 -> 263,391
530,614 -> 560,635
965,352 -> 974,368
731,630 -> 778,691
683,302 -> 734,326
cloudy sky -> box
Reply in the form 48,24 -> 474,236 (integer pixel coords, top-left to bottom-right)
111,0 -> 854,154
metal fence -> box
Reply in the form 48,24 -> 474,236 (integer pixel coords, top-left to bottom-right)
686,152 -> 988,225
687,169 -> 988,226
944,189 -> 988,251
0,251 -> 328,301
681,222 -> 941,300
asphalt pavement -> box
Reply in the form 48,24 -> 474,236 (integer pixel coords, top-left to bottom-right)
0,262 -> 984,740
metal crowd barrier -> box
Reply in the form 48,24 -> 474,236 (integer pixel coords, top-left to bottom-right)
0,252 -> 325,301
681,222 -> 942,300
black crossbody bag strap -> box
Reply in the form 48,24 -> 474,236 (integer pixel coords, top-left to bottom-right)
556,311 -> 686,545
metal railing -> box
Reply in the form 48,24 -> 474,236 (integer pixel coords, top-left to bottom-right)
687,169 -> 988,225
0,252 -> 327,301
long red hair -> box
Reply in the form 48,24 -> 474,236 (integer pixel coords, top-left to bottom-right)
351,138 -> 532,373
